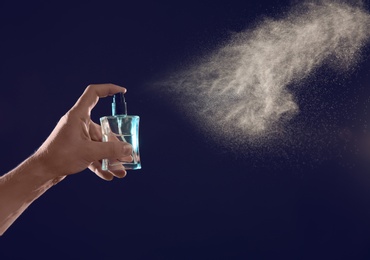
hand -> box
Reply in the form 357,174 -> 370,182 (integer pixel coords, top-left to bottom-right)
34,84 -> 133,181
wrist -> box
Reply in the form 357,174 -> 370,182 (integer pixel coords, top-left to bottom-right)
21,154 -> 65,189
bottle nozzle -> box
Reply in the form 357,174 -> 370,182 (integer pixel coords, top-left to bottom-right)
112,92 -> 127,116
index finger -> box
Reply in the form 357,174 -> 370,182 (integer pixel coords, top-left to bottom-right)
72,84 -> 127,118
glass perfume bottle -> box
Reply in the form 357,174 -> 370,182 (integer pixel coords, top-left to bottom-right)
100,93 -> 141,171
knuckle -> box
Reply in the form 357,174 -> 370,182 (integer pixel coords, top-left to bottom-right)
65,109 -> 76,119
123,144 -> 133,155
112,143 -> 132,157
86,84 -> 97,93
62,109 -> 81,123
111,142 -> 123,157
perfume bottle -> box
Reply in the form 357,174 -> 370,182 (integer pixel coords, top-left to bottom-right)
100,93 -> 141,171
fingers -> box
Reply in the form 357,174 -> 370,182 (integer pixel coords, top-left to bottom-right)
89,161 -> 114,181
89,161 -> 127,181
89,120 -> 103,141
108,163 -> 127,178
72,84 -> 126,119
87,141 -> 133,162
118,155 -> 134,163
87,121 -> 130,180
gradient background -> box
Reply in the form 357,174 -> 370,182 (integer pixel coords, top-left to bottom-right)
1,1 -> 370,259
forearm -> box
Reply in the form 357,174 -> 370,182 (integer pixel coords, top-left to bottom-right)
0,155 -> 63,235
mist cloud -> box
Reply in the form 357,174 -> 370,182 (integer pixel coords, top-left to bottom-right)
159,1 -> 370,146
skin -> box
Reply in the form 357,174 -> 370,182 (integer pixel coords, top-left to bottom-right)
0,84 -> 133,236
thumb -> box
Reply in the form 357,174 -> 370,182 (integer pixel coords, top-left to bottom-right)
87,141 -> 133,162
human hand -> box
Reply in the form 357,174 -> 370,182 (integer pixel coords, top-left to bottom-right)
34,84 -> 133,181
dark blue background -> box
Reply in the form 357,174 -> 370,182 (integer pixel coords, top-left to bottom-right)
2,1 -> 370,259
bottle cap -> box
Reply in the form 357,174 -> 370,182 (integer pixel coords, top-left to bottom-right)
112,92 -> 127,116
